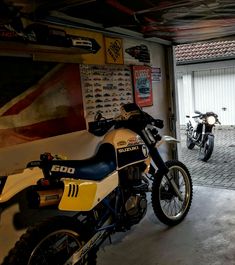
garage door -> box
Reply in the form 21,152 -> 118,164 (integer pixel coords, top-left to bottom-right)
194,67 -> 235,126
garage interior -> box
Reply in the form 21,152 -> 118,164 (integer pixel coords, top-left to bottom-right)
0,1 -> 235,264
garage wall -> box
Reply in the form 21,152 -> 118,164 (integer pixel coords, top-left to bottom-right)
0,38 -> 171,179
177,60 -> 235,126
0,37 -> 171,262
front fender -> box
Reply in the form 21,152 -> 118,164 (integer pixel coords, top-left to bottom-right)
202,133 -> 214,145
156,135 -> 180,147
204,132 -> 214,140
207,133 -> 214,138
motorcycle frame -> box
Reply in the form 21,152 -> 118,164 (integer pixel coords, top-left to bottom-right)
61,186 -> 124,263
65,183 -> 142,264
64,128 -> 184,264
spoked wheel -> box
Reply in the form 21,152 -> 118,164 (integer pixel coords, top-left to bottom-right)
2,216 -> 97,265
199,135 -> 214,162
151,160 -> 193,226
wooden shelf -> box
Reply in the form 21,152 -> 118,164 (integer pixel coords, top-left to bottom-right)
0,41 -> 90,59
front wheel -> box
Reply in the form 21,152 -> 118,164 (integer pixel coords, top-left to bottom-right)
2,216 -> 97,265
151,160 -> 193,226
199,134 -> 214,162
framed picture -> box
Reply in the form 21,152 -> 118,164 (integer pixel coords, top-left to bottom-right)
132,65 -> 153,107
104,37 -> 124,64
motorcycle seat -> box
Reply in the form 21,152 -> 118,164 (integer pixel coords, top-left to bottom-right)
51,144 -> 116,180
38,144 -> 116,181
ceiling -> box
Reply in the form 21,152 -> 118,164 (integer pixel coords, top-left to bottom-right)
3,0 -> 235,45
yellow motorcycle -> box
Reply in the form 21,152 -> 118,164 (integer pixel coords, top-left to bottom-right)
2,103 -> 193,265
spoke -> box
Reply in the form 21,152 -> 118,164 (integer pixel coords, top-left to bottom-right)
175,197 -> 183,212
161,199 -> 167,208
173,198 -> 178,214
167,202 -> 172,216
159,165 -> 190,220
29,231 -> 81,265
170,200 -> 175,216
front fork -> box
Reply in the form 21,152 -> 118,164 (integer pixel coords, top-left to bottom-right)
200,124 -> 214,147
147,144 -> 183,202
200,123 -> 206,147
165,172 -> 184,201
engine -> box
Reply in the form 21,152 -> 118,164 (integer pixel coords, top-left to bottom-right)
124,194 -> 147,224
118,164 -> 148,228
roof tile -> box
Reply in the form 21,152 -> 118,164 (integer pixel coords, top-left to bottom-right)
175,41 -> 235,64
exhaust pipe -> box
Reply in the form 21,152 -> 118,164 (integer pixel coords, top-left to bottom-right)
27,188 -> 63,208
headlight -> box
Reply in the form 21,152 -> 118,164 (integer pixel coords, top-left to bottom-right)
207,116 -> 216,125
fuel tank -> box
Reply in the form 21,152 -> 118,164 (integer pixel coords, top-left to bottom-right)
102,128 -> 149,169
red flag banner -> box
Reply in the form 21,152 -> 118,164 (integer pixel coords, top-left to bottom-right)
0,64 -> 86,149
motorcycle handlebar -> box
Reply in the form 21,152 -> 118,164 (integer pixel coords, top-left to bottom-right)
89,118 -> 115,136
89,112 -> 164,136
140,111 -> 164,129
115,114 -> 164,130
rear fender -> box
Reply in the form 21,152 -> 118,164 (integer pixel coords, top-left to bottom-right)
0,168 -> 42,203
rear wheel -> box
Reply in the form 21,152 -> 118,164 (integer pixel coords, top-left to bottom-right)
151,160 -> 193,226
199,135 -> 214,162
186,132 -> 195,149
2,216 -> 97,265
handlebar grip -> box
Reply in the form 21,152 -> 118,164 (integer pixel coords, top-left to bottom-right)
89,119 -> 115,136
142,111 -> 164,129
154,119 -> 164,129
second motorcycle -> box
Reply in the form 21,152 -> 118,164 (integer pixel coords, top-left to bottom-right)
186,110 -> 220,162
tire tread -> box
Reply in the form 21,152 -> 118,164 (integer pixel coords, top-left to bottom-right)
151,160 -> 193,226
2,216 -> 97,265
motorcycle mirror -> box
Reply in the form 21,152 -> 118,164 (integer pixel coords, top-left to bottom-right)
194,110 -> 202,114
155,119 -> 164,129
94,111 -> 103,121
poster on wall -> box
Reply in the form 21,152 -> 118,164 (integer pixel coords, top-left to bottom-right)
123,39 -> 151,65
80,64 -> 133,123
65,28 -> 105,64
0,61 -> 86,149
151,66 -> 161,82
132,65 -> 153,107
104,37 -> 124,64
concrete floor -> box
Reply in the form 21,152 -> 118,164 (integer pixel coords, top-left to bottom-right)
97,186 -> 235,265
1,185 -> 235,265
